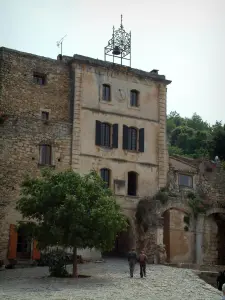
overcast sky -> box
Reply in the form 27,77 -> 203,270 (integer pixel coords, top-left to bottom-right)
1,0 -> 225,124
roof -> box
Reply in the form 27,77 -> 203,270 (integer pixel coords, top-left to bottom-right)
69,54 -> 172,85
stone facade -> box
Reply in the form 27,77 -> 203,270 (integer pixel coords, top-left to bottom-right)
0,47 -> 171,262
160,155 -> 225,265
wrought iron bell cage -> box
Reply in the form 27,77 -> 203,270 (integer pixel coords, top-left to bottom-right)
104,15 -> 131,67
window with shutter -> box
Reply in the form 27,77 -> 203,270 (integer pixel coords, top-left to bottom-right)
102,84 -> 111,101
100,168 -> 111,188
101,123 -> 111,147
128,127 -> 137,151
130,90 -> 139,107
39,144 -> 52,165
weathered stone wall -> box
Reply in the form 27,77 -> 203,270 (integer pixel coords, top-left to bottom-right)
0,48 -> 72,261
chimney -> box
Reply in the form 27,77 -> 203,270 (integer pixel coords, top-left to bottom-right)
150,69 -> 159,74
57,54 -> 63,61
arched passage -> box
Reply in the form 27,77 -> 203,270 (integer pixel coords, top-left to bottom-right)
162,207 -> 194,263
203,209 -> 225,265
102,218 -> 135,258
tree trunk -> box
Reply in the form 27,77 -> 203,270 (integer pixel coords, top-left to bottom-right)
72,247 -> 78,278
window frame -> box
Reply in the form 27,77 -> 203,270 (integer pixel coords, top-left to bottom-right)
33,72 -> 46,85
41,111 -> 49,121
130,89 -> 139,107
102,84 -> 111,102
39,144 -> 52,166
100,122 -> 111,147
127,127 -> 138,151
178,174 -> 193,188
100,168 -> 111,188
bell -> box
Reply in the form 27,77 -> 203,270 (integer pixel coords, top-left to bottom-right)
112,46 -> 121,55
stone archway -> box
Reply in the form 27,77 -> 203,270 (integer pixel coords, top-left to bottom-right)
102,218 -> 135,258
160,204 -> 194,263
203,208 -> 225,265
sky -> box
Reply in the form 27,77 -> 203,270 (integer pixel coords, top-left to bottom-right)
1,0 -> 225,124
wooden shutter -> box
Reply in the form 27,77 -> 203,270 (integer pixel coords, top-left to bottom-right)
123,125 -> 129,150
139,128 -> 145,152
32,240 -> 41,260
112,124 -> 118,148
95,120 -> 102,146
8,224 -> 18,260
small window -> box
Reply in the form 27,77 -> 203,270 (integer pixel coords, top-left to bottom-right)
41,111 -> 49,121
100,168 -> 111,188
178,174 -> 193,188
128,171 -> 138,196
102,84 -> 111,101
39,144 -> 52,165
33,73 -> 46,85
130,90 -> 139,107
128,127 -> 137,151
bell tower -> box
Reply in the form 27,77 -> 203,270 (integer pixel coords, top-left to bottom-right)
104,15 -> 131,67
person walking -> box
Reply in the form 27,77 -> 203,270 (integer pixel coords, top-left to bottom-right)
128,248 -> 137,278
139,250 -> 147,278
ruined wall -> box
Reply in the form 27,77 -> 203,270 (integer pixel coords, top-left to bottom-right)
0,48 -> 72,261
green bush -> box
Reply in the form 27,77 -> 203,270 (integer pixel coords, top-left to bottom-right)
48,249 -> 69,277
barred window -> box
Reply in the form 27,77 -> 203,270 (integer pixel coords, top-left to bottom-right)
102,84 -> 111,101
128,127 -> 137,151
39,144 -> 52,165
100,168 -> 111,188
130,90 -> 139,107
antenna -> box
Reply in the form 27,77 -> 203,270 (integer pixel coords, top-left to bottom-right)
56,35 -> 67,56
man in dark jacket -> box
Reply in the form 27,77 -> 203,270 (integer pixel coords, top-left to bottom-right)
128,248 -> 137,278
139,250 -> 147,278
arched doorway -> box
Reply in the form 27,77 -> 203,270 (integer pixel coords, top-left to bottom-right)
162,208 -> 194,263
203,212 -> 225,265
102,219 -> 134,257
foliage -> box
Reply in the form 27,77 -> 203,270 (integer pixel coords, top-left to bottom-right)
48,249 -> 69,277
16,169 -> 127,277
167,111 -> 225,159
135,197 -> 158,232
155,190 -> 168,204
187,192 -> 209,218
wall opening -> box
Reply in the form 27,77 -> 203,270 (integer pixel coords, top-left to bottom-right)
162,208 -> 193,263
127,171 -> 138,196
102,219 -> 134,257
16,228 -> 32,259
203,213 -> 225,265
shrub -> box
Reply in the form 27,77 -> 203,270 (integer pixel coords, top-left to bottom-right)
48,249 -> 69,277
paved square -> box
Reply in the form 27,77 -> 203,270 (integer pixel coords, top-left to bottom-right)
0,259 -> 221,300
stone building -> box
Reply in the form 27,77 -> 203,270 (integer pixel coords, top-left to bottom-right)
0,46 -> 171,263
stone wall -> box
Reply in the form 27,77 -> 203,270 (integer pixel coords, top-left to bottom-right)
0,48 -> 72,261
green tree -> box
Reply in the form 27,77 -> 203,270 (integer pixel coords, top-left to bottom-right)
16,169 -> 127,278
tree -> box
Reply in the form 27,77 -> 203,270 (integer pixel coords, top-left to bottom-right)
16,169 -> 127,278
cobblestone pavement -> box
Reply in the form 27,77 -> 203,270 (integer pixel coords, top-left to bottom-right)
0,258 -> 222,300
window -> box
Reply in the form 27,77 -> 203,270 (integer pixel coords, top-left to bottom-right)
123,125 -> 145,152
33,73 -> 46,85
41,111 -> 49,121
128,171 -> 138,196
178,174 -> 193,188
102,84 -> 111,101
128,127 -> 137,151
95,121 -> 118,148
100,168 -> 111,188
39,144 -> 52,165
130,90 -> 139,107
